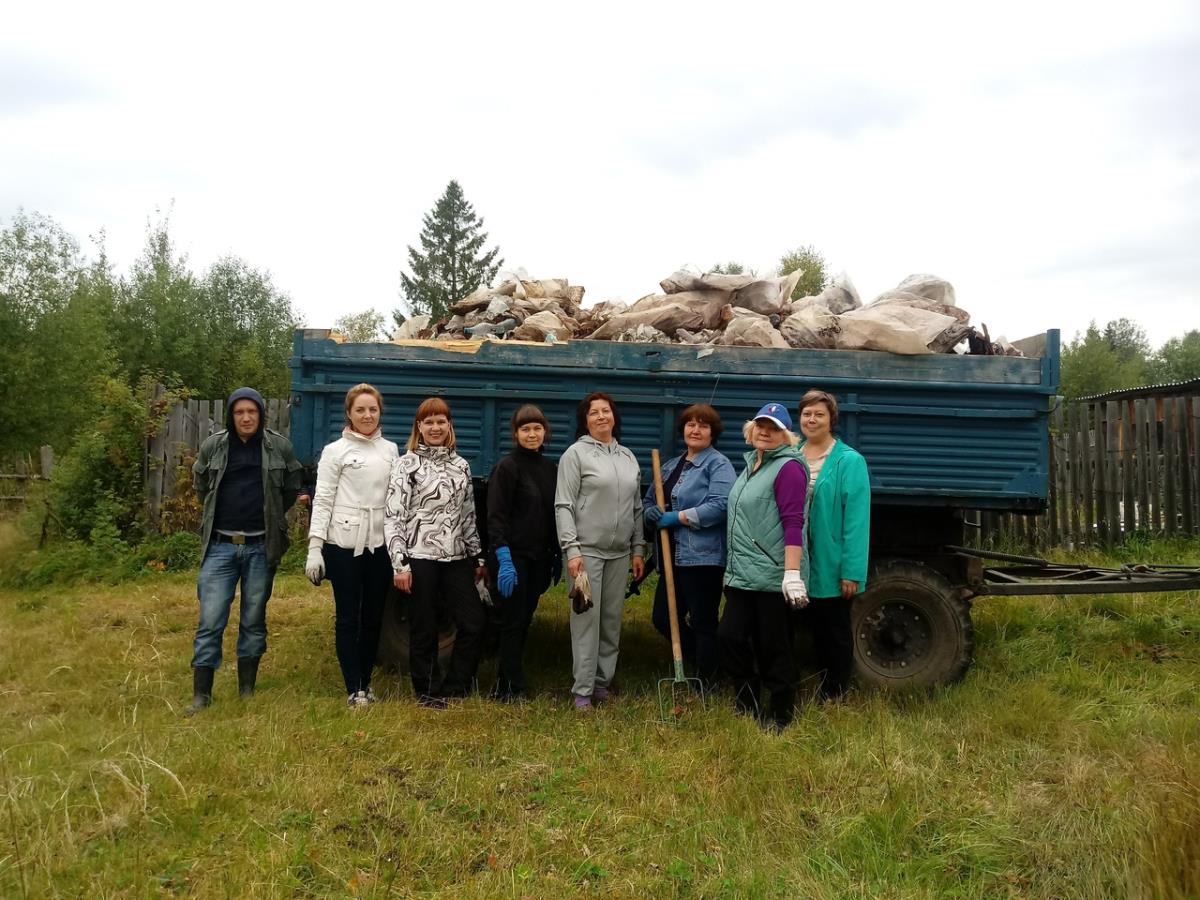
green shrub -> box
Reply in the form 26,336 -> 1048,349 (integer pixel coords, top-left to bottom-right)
137,531 -> 202,572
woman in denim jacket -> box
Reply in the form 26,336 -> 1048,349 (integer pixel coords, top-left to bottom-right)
642,404 -> 736,687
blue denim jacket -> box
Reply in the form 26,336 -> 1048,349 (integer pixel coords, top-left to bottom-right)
642,446 -> 737,567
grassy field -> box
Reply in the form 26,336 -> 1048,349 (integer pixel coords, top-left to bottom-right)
1,540 -> 1198,898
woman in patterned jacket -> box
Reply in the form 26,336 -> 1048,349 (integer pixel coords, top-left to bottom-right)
384,397 -> 487,708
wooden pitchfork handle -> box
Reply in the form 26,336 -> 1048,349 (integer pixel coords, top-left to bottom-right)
651,449 -> 686,681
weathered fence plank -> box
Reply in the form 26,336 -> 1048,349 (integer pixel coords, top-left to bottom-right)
1080,403 -> 1095,544
1121,400 -> 1136,536
1147,397 -> 1160,533
1105,401 -> 1120,542
1134,399 -> 1150,531
1192,397 -> 1200,535
1178,396 -> 1193,536
1069,402 -> 1082,544
1163,398 -> 1177,536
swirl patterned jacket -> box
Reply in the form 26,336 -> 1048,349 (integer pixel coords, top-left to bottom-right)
384,444 -> 482,572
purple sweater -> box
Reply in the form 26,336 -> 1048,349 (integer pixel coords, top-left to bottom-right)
774,460 -> 808,547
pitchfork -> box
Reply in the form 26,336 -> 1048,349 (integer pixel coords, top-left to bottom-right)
651,449 -> 706,721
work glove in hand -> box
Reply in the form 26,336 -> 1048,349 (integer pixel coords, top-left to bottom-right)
569,570 -> 593,615
782,570 -> 809,609
657,511 -> 681,529
495,546 -> 517,598
476,578 -> 495,608
305,548 -> 325,586
644,504 -> 664,526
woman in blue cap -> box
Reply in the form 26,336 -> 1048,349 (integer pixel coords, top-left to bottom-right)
718,401 -> 809,731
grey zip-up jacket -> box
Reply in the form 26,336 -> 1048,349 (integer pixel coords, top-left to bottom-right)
555,435 -> 647,562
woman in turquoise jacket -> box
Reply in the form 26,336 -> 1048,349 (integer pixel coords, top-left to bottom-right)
797,389 -> 871,701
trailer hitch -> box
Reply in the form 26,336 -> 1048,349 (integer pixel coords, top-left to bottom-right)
946,546 -> 1200,597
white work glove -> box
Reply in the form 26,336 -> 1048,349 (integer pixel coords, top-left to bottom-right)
782,570 -> 808,609
305,539 -> 325,586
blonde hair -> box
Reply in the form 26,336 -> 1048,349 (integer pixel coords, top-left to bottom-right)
344,383 -> 383,427
407,397 -> 457,452
742,419 -> 800,447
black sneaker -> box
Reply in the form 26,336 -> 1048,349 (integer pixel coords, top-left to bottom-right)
417,694 -> 448,710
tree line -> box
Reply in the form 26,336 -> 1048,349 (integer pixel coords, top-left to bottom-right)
0,209 -> 298,457
1059,318 -> 1200,400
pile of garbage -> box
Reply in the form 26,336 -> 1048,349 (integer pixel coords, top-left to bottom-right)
393,269 -> 1018,356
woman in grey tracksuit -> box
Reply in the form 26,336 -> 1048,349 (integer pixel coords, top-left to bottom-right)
555,392 -> 647,708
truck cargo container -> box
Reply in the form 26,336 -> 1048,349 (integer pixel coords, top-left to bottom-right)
290,328 -> 1199,690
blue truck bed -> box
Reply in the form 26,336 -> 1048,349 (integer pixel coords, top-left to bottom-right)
289,328 -> 1060,512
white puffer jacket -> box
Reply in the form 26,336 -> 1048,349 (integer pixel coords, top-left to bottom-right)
308,428 -> 400,555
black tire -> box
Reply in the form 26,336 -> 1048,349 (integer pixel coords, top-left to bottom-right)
376,587 -> 456,674
851,559 -> 974,690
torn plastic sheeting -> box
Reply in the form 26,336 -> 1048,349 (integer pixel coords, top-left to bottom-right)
588,291 -> 731,340
511,310 -> 572,342
876,274 -> 957,307
719,316 -> 791,349
393,314 -> 432,341
781,301 -> 839,349
835,305 -> 959,355
729,269 -> 802,316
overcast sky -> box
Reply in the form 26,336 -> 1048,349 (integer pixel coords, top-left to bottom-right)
3,1 -> 1197,346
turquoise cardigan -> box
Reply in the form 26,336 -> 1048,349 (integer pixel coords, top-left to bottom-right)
801,439 -> 871,597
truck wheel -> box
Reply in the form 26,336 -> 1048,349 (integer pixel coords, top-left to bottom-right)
376,587 -> 456,674
851,559 -> 973,690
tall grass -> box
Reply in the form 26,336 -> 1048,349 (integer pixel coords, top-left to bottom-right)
1,540 -> 1197,897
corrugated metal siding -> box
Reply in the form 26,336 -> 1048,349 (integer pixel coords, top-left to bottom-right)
290,332 -> 1059,510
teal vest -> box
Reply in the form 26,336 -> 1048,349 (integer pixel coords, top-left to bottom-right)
724,444 -> 809,592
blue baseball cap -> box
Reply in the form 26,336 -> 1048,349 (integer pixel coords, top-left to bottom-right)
754,402 -> 792,430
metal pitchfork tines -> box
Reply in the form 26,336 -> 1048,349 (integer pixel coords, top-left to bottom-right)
651,449 -> 706,722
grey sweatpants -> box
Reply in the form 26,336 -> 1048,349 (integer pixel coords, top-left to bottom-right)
570,554 -> 629,696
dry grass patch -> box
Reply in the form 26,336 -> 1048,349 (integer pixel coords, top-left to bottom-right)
1,549 -> 1198,897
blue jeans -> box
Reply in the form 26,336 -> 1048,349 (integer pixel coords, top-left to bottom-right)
192,539 -> 275,668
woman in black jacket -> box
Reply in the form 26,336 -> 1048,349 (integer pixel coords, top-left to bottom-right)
487,404 -> 561,700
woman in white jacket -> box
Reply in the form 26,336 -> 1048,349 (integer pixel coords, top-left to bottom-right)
384,397 -> 487,708
306,384 -> 400,707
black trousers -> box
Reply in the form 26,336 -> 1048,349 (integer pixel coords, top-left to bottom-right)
408,558 -> 486,698
494,554 -> 552,696
718,586 -> 797,723
324,544 -> 392,694
798,596 -> 854,700
651,564 -> 724,683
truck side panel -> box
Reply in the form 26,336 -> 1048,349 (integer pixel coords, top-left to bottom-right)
290,330 -> 1059,512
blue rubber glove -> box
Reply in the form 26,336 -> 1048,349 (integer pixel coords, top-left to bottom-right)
644,504 -> 664,526
495,546 -> 518,598
658,511 -> 681,529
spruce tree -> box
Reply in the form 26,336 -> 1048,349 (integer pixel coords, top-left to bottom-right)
396,181 -> 503,324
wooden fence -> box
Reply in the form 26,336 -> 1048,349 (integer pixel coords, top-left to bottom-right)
144,389 -> 290,528
978,395 -> 1200,548
0,447 -> 55,510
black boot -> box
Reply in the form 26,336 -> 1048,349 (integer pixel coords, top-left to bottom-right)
237,657 -> 261,698
765,689 -> 795,733
186,666 -> 214,715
